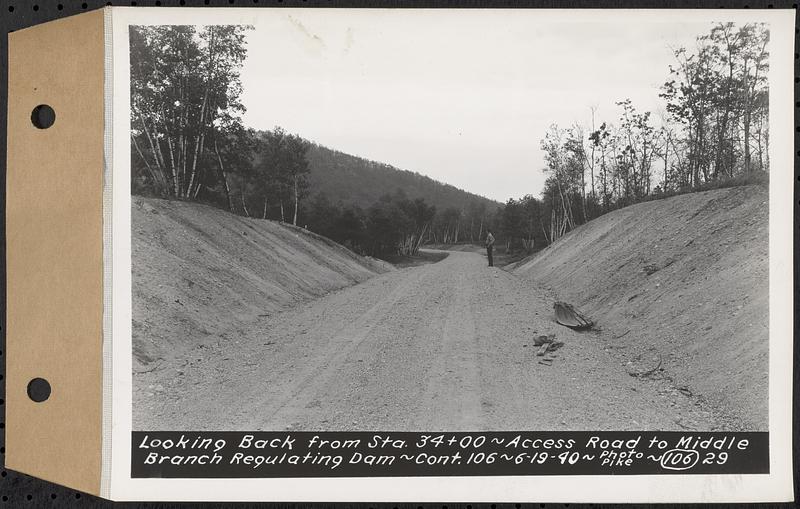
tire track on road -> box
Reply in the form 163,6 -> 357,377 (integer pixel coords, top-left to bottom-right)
419,260 -> 483,430
245,263 -> 436,429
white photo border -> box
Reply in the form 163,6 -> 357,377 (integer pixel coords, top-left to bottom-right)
107,6 -> 795,502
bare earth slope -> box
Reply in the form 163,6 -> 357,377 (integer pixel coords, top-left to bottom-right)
137,249 -> 726,432
132,197 -> 392,375
512,186 -> 768,430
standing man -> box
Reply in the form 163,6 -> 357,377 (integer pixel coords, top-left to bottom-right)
485,229 -> 495,267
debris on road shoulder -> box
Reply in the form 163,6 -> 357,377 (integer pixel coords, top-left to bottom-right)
536,343 -> 550,356
533,333 -> 555,346
532,333 -> 564,366
553,301 -> 593,329
625,353 -> 663,378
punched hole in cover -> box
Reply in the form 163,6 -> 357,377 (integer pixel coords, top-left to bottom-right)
27,378 -> 51,402
30,104 -> 55,129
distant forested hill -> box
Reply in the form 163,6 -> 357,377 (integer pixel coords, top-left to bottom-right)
305,143 -> 501,212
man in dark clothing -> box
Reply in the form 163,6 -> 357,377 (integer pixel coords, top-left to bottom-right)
486,229 -> 495,267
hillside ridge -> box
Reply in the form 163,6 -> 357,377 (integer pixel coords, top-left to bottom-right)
305,142 -> 501,212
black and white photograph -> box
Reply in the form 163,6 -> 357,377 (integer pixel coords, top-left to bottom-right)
127,10 -> 780,437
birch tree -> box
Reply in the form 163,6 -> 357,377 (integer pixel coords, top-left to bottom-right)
130,24 -> 252,203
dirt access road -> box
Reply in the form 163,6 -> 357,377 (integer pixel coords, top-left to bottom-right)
137,249 -> 726,431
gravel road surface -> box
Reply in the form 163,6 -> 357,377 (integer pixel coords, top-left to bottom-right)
136,250 -> 724,431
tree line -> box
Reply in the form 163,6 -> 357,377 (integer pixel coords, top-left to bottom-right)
129,24 -> 497,259
500,22 -> 769,252
302,190 -> 498,258
131,23 -> 766,262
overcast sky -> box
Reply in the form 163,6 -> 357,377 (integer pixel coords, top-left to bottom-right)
238,11 -> 712,203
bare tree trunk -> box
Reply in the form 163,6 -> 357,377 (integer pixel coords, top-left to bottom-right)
714,41 -> 735,180
555,179 -> 574,230
742,58 -> 754,174
186,94 -> 208,197
539,217 -> 550,245
756,122 -> 764,171
162,103 -> 180,197
292,177 -> 299,226
746,37 -> 768,174
188,28 -> 219,198
240,183 -> 250,218
135,109 -> 171,195
581,175 -> 587,224
413,223 -> 429,254
131,134 -> 166,193
262,198 -> 268,219
589,107 -> 597,204
213,137 -> 234,213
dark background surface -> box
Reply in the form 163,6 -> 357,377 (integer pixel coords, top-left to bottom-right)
0,0 -> 797,506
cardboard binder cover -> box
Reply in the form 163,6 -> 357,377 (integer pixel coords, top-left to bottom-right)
6,9 -> 106,496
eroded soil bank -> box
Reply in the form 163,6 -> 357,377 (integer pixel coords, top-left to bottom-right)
513,186 -> 769,431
